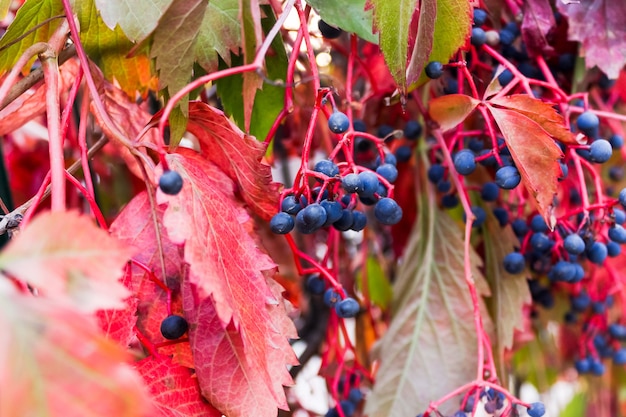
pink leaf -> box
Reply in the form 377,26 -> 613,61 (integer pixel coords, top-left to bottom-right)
521,0 -> 555,57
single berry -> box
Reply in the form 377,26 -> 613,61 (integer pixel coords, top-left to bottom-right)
425,61 -> 444,79
348,388 -> 363,404
467,137 -> 484,152
511,218 -> 528,238
333,209 -> 354,231
473,8 -> 488,26
281,195 -> 301,214
574,358 -> 591,374
270,212 -> 295,234
609,134 -> 624,149
328,111 -> 350,134
590,360 -> 605,375
464,206 -> 486,228
404,120 -> 422,140
471,27 -> 487,46
587,241 -> 608,264
619,188 -> 626,208
530,214 -> 548,233
428,164 -> 445,183
495,166 -> 521,189
353,119 -> 366,132
339,400 -> 355,417
437,180 -> 452,193
609,323 -> 626,340
159,170 -> 184,195
564,233 -> 585,255
527,402 -> 546,417
376,163 -> 399,183
530,232 -> 553,253
571,292 -> 591,312
318,20 -> 342,39
295,203 -> 327,234
498,69 -> 514,86
609,224 -> 626,243
321,200 -> 343,226
481,182 -> 500,202
499,29 -> 516,45
614,349 -> 626,365
453,149 -> 476,175
357,171 -> 380,197
503,252 -> 525,274
376,153 -> 397,167
377,124 -> 394,138
306,275 -> 326,294
493,207 -> 509,226
374,198 -> 403,225
350,210 -> 367,231
395,145 -> 412,162
589,139 -> 613,163
160,315 -> 189,340
576,111 -> 600,138
549,261 -> 577,282
314,159 -> 340,177
614,208 -> 626,224
607,241 -> 621,257
342,173 -> 363,194
609,166 -> 624,182
323,288 -> 342,307
442,194 -> 459,208
335,297 -> 360,318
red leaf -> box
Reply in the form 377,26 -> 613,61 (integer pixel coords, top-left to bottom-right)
0,211 -> 132,312
96,266 -> 138,347
158,150 -> 297,417
521,0 -> 555,57
183,101 -> 280,220
405,0 -> 435,86
489,94 -> 580,145
0,283 -> 151,417
487,106 -> 562,228
428,94 -> 480,132
136,355 -> 222,417
110,192 -> 193,367
557,0 -> 626,79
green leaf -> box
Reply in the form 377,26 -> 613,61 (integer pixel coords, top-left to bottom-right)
511,335 -> 559,390
94,0 -> 173,41
364,156 -> 493,416
194,0 -> 240,73
559,394 -> 587,417
482,211 -> 531,378
71,0 -> 157,96
150,0 -> 207,107
409,0 -> 472,90
306,0 -> 377,44
405,0 -> 436,86
369,0 -> 418,88
356,257 -> 392,309
0,0 -> 11,20
215,6 -> 287,141
0,0 -> 65,75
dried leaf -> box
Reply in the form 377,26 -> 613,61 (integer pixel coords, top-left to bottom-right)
0,282 -> 151,417
136,355 -> 222,417
489,94 -> 579,145
158,150 -> 296,417
428,94 -> 480,132
521,0 -> 555,57
182,102 -> 280,220
94,0 -> 174,42
364,168 -> 492,416
0,211 -> 132,313
487,105 -> 562,228
557,0 -> 626,79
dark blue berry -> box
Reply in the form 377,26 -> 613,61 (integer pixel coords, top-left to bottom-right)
619,188 -> 626,208
306,275 -> 326,294
607,241 -> 621,257
318,20 -> 342,39
609,323 -> 626,340
614,349 -> 626,365
339,400 -> 355,417
353,119 -> 366,132
498,69 -> 514,86
549,261 -> 577,282
376,163 -> 398,183
425,61 -> 444,79
333,209 -> 355,231
295,203 -> 327,234
495,166 -> 521,189
588,241 -> 608,264
527,402 -> 546,417
530,232 -> 553,253
357,171 -> 379,198
575,357 -> 591,374
609,134 -> 624,149
336,297 -> 360,318
609,166 -> 624,182
453,149 -> 476,175
377,124 -> 394,138
481,182 -> 500,201
511,218 -> 529,238
321,200 -> 343,226
428,164 -> 445,183
437,180 -> 452,193
571,292 -> 591,312
160,315 -> 189,340
323,288 -> 342,307
270,212 -> 295,234
395,145 -> 412,162
503,252 -> 525,274
376,153 -> 397,167
493,207 -> 509,226
314,159 -> 340,177
442,194 -> 459,208
576,111 -> 600,138
328,111 -> 350,134
464,206 -> 486,227
342,173 -> 363,194
281,195 -> 302,214
159,170 -> 184,195
471,27 -> 487,46
590,360 -> 605,376
499,29 -> 516,45
351,210 -> 367,231
404,120 -> 422,140
589,139 -> 612,163
374,198 -> 403,225
348,388 -> 363,404
530,214 -> 548,233
473,8 -> 488,26
564,233 -> 585,255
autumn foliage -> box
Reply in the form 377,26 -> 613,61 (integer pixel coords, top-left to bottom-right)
3,0 -> 626,416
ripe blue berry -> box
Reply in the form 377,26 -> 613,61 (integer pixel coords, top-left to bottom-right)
499,29 -> 516,45
473,8 -> 488,26
281,195 -> 302,214
323,288 -> 342,307
527,402 -> 546,417
328,111 -> 350,134
342,173 -> 363,194
612,165 -> 626,181
607,241 -> 621,257
321,200 -> 343,226
339,400 -> 355,417
306,275 -> 326,294
437,180 -> 452,193
159,170 -> 184,195
376,153 -> 397,167
395,145 -> 412,162
318,20 -> 342,39
270,212 -> 295,234
442,194 -> 459,208
620,188 -> 626,208
576,111 -> 600,138
374,197 -> 403,225
314,159 -> 340,177
587,241 -> 608,264
295,203 -> 327,234
511,218 -> 528,237
571,292 -> 591,312
333,209 -> 355,231
495,166 -> 521,189
160,315 -> 189,340
376,163 -> 398,183
530,232 -> 553,253
614,208 -> 626,224
589,139 -> 612,163
351,210 -> 367,231
481,182 -> 500,201
453,149 -> 476,175
498,69 -> 514,86
609,134 -> 624,149
471,27 -> 487,46
428,164 -> 445,183
609,323 -> 626,340
549,261 -> 577,282
336,297 -> 360,318
493,207 -> 509,226
348,388 -> 363,404
404,120 -> 422,140
357,171 -> 380,198
503,252 -> 525,274
377,124 -> 394,138
574,357 -> 591,374
609,224 -> 626,243
425,61 -> 444,79
564,233 -> 585,255
614,349 -> 626,365
530,214 -> 548,233
590,359 -> 605,375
